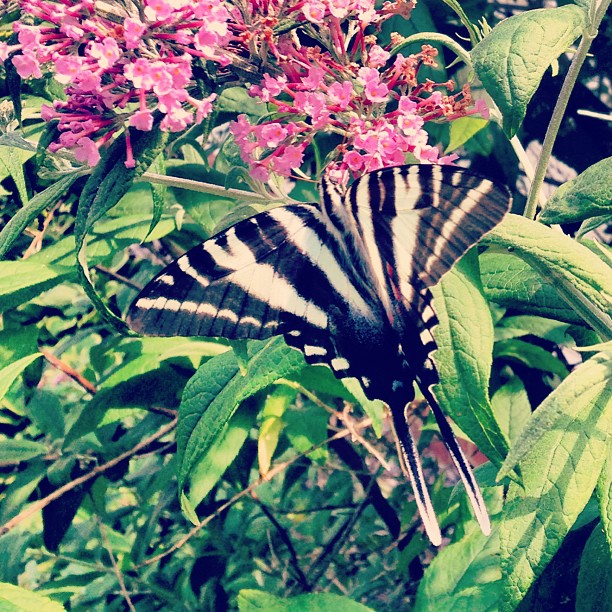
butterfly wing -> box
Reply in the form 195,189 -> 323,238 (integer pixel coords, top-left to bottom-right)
326,165 -> 510,541
127,204 -> 381,378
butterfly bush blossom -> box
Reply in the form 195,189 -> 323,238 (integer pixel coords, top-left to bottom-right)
1,0 -> 488,180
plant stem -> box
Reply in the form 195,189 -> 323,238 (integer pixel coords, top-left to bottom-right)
524,0 -> 610,220
391,32 -> 472,67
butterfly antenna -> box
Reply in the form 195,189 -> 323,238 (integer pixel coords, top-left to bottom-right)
389,403 -> 442,546
420,383 -> 491,537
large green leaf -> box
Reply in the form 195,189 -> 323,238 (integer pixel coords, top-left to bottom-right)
0,144 -> 29,205
0,261 -> 74,312
575,524 -> 612,612
0,354 -> 43,401
74,127 -> 170,330
485,214 -> 612,340
472,6 -> 586,137
491,377 -> 531,445
499,353 -> 612,610
481,252 -> 583,324
597,454 -> 612,553
432,253 -> 509,465
182,406 -> 255,518
539,156 -> 612,225
177,337 -> 305,491
0,582 -> 65,611
0,439 -> 48,463
237,590 -> 374,612
414,527 -> 501,611
0,172 -> 82,259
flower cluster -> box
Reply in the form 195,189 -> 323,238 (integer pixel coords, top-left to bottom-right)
233,42 -> 488,184
1,0 -> 488,179
1,0 -> 229,166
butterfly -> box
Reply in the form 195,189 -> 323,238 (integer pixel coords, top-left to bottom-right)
127,163 -> 511,545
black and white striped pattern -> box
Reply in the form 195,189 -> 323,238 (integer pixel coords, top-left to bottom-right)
127,164 -> 511,545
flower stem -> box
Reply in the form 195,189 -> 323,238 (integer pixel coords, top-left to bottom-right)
524,0 -> 610,220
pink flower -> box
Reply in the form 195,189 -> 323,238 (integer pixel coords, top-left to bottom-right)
54,56 -> 83,85
12,51 -> 42,79
130,109 -> 154,131
368,45 -> 390,68
74,137 -> 101,166
302,67 -> 325,90
256,123 -> 288,148
144,0 -> 174,21
124,58 -> 154,90
302,0 -> 326,24
88,37 -> 121,70
124,18 -> 147,50
271,144 -> 305,175
160,106 -> 193,131
327,81 -> 353,109
345,150 -> 364,171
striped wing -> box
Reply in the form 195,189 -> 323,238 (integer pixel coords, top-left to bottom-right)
127,204 -> 378,376
323,164 -> 511,545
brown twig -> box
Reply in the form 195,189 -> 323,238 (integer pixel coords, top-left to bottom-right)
0,418 -> 177,538
94,265 -> 143,291
98,518 -> 136,612
40,348 -> 98,395
251,492 -> 310,591
306,476 -> 374,587
136,417 -> 373,569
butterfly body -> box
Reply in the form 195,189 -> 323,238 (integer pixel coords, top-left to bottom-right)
128,164 -> 511,545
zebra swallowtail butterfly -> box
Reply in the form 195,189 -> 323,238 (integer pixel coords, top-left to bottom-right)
127,164 -> 511,545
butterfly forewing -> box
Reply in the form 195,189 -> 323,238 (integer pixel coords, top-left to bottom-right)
127,164 -> 511,544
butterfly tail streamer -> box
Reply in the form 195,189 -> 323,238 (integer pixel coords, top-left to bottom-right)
389,403 -> 442,546
419,382 -> 491,537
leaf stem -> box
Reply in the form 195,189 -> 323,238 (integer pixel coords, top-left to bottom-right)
524,0 -> 610,220
391,33 -> 472,68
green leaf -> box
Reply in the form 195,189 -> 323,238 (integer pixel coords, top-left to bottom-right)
481,252 -> 583,324
258,386 -> 295,475
144,154 -> 167,241
237,590 -> 374,612
284,401 -> 329,463
472,6 -> 586,137
493,339 -> 569,378
446,117 -> 489,153
494,315 -> 572,344
0,582 -> 66,611
499,353 -> 612,610
539,156 -> 612,225
74,127 -> 170,331
216,87 -> 267,118
0,172 -> 82,259
497,352 -> 611,482
432,253 -> 509,465
177,337 -> 305,491
0,145 -> 29,205
0,439 -> 48,463
485,214 -> 612,340
597,454 -> 612,553
576,524 -> 612,612
184,406 -> 255,515
414,527 -> 501,611
0,353 -> 43,401
0,262 -> 74,312
491,377 -> 531,445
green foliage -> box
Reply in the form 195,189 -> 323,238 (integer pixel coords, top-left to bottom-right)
0,1 -> 610,610
472,5 -> 587,137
